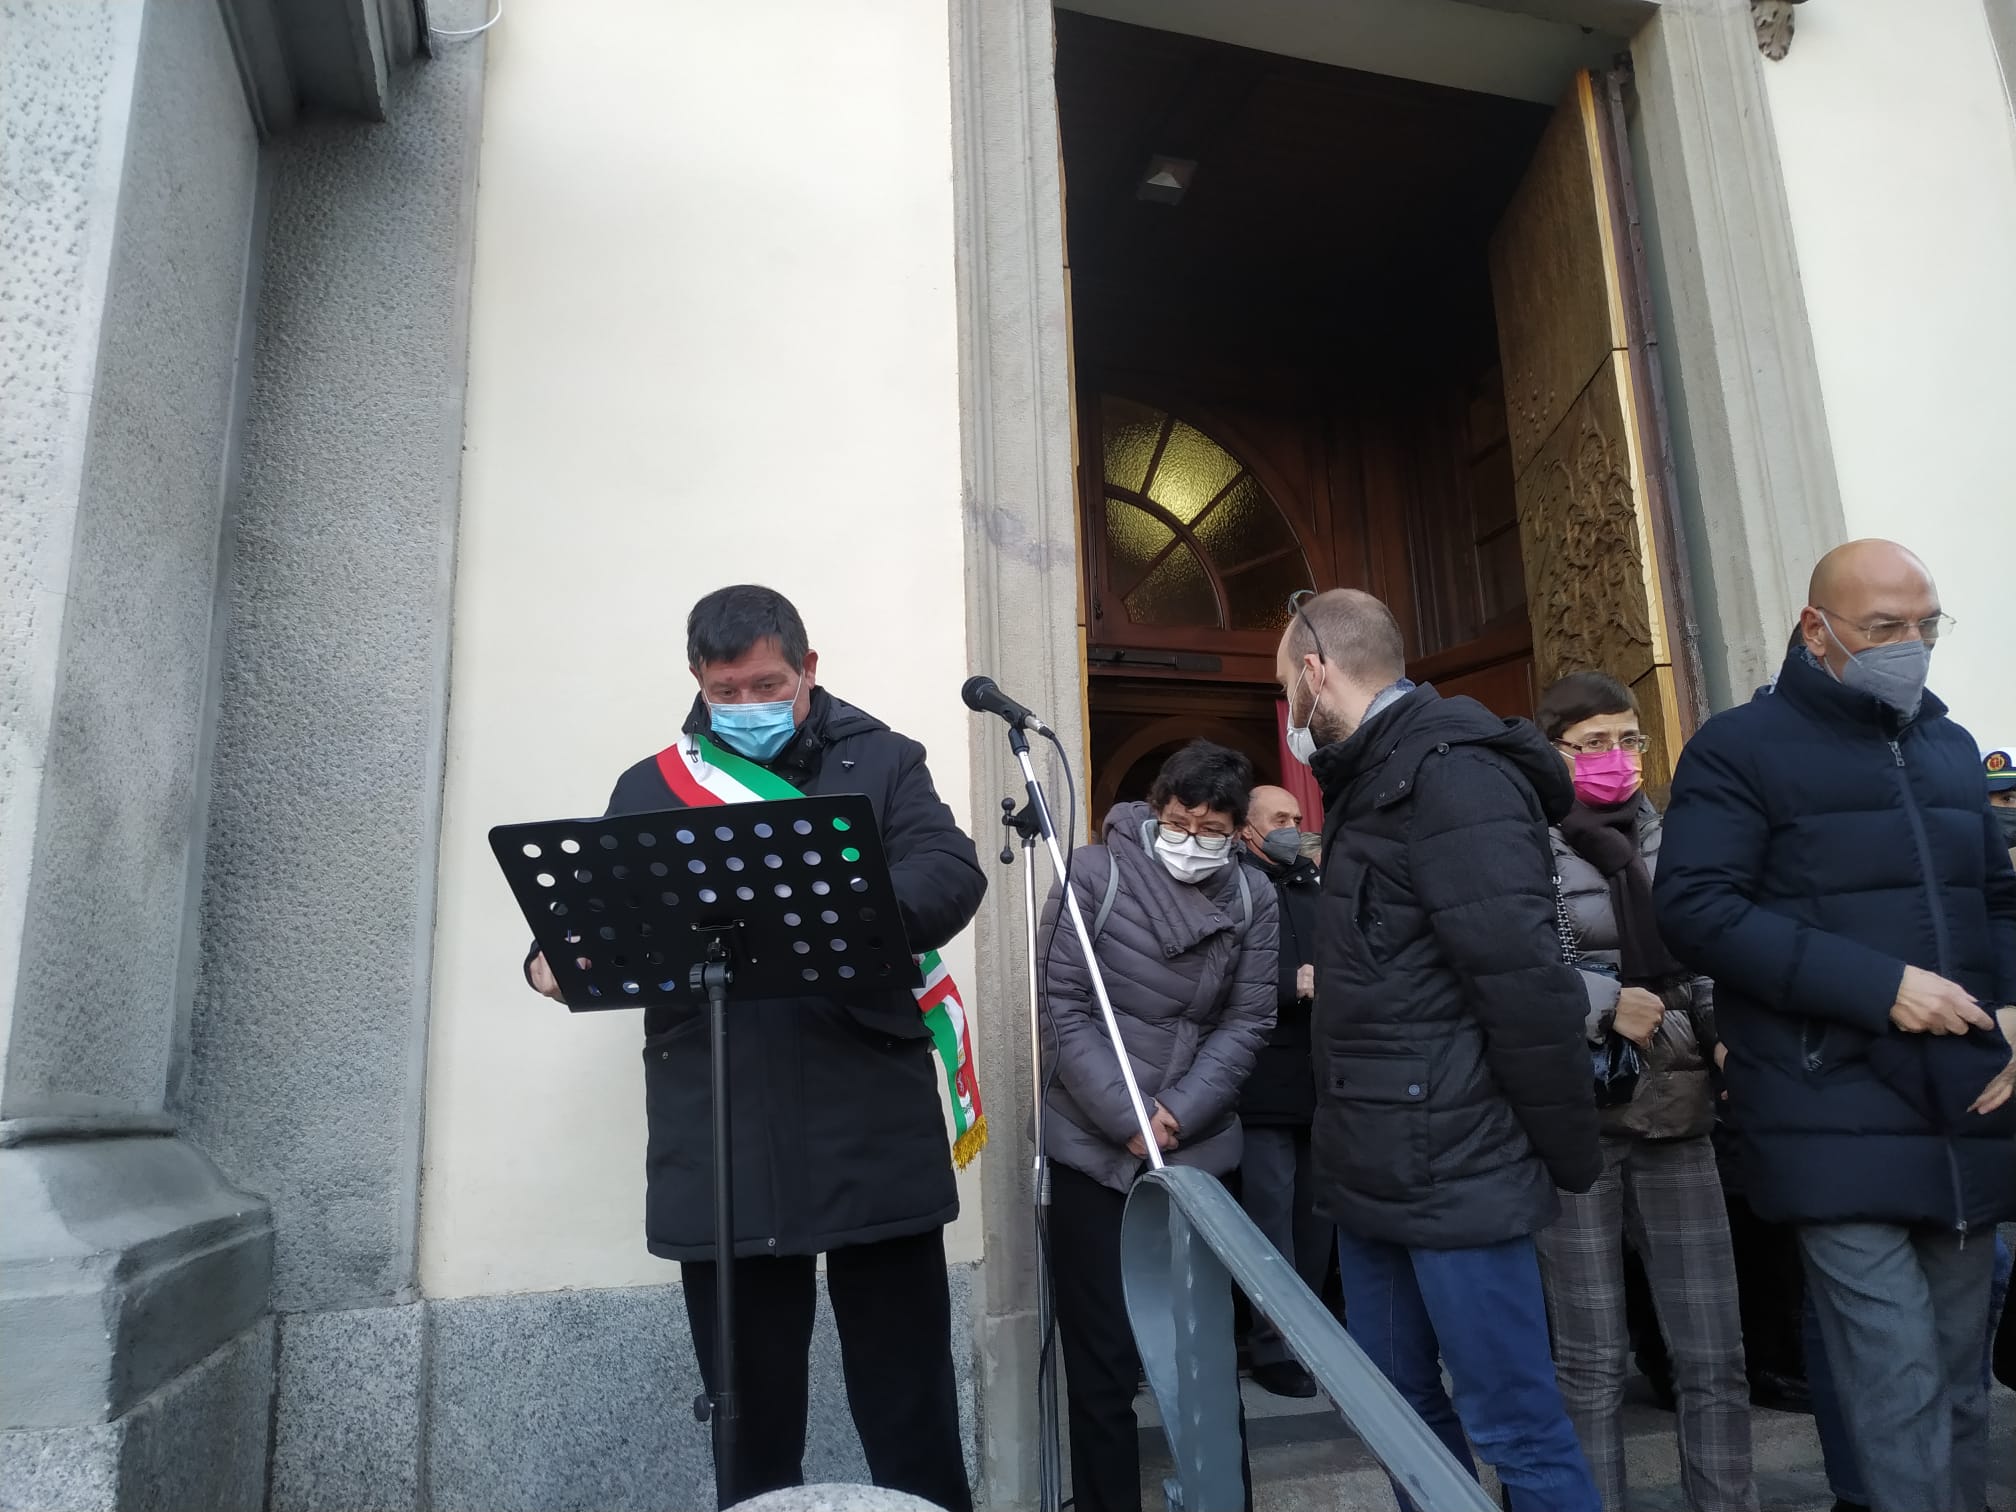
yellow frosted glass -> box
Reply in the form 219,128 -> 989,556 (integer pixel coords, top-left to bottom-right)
1148,422 -> 1244,523
1195,475 -> 1298,571
1125,543 -> 1220,627
1102,397 -> 1164,493
1104,497 -> 1176,599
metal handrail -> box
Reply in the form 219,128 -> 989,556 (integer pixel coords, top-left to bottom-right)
1120,1165 -> 1497,1512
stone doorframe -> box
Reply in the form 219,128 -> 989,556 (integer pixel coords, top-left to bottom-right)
948,0 -> 1843,1501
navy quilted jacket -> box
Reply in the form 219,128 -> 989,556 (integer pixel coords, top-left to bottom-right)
1654,646 -> 2016,1231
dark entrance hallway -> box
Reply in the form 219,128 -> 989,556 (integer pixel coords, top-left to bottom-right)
1058,9 -> 1554,815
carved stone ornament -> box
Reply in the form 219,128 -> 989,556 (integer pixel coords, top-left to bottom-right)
1753,0 -> 1806,61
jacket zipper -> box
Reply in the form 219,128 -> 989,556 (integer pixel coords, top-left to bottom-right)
1891,736 -> 1968,1243
1948,1144 -> 1970,1250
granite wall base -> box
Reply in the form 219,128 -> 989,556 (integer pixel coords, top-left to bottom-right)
0,1320 -> 274,1512
269,1304 -> 423,1512
264,1263 -> 979,1512
426,1263 -> 977,1512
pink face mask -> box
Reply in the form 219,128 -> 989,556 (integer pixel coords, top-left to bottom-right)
1573,748 -> 1642,807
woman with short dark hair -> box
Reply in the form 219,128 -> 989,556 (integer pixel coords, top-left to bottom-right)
1532,673 -> 1756,1512
1040,740 -> 1280,1512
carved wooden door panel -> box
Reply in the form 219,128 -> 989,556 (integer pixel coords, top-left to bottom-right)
1488,69 -> 1700,797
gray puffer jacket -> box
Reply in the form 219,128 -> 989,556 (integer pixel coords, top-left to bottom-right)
1039,801 -> 1280,1192
1552,799 -> 1717,1141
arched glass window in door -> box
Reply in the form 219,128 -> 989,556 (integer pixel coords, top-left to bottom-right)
1100,397 -> 1314,631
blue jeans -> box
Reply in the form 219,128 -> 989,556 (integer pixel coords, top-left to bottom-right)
1335,1230 -> 1601,1512
1807,1231 -> 2011,1506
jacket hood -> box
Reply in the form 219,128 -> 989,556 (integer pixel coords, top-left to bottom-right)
1098,799 -> 1247,958
1100,798 -> 1158,850
1312,684 -> 1575,824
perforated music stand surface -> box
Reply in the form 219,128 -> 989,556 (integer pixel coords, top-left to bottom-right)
489,795 -> 919,1010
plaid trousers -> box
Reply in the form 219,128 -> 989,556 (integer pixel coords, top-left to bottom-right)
1535,1134 -> 1758,1512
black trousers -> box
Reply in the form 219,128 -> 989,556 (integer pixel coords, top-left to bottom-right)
682,1227 -> 970,1512
1724,1189 -> 1806,1381
1049,1164 -> 1251,1512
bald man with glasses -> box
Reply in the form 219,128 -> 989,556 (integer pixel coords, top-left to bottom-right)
1656,540 -> 2016,1512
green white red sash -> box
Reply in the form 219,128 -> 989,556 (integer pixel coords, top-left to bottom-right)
654,732 -> 987,1169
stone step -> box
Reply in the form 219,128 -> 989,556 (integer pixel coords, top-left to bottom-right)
1131,1380 -> 2016,1512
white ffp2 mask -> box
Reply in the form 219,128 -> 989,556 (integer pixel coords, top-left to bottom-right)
1154,830 -> 1231,884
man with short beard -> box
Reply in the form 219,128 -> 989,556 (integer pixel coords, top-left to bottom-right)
1278,589 -> 1601,1512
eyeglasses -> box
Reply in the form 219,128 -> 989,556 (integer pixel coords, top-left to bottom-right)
1287,588 -> 1329,665
1814,607 -> 1956,647
1158,823 -> 1232,852
1554,734 -> 1651,756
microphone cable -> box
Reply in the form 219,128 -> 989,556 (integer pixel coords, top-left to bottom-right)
1032,725 -> 1079,1503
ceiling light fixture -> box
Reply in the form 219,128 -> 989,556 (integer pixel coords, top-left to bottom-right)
1136,156 -> 1197,205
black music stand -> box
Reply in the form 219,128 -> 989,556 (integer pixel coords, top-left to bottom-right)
490,794 -> 919,1508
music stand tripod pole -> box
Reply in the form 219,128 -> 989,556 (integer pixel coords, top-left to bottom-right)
488,791 -> 918,1512
691,933 -> 740,1508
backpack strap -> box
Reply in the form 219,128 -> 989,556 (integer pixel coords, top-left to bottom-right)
1090,849 -> 1123,943
1088,847 -> 1251,944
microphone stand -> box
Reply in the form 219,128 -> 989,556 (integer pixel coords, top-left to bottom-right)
990,721 -> 1166,1512
997,794 -> 1061,1512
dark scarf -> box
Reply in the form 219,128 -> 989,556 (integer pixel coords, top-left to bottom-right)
1558,797 -> 1685,983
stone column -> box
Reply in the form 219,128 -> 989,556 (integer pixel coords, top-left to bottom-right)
175,6 -> 490,1507
0,2 -> 275,1507
949,0 -> 1084,1503
1628,0 -> 1847,705
1988,0 -> 2016,114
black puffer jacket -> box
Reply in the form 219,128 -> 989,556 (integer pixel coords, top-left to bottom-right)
1654,646 -> 2016,1230
1310,686 -> 1602,1248
1039,802 -> 1279,1193
1236,848 -> 1323,1127
558,689 -> 986,1260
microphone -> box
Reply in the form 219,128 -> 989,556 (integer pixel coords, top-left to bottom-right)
962,675 -> 1053,736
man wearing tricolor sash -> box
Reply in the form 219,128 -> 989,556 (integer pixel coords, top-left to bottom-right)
526,585 -> 984,1510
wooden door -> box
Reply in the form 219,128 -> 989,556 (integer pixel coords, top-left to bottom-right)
1488,70 -> 1701,797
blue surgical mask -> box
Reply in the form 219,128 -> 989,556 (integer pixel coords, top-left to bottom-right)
707,676 -> 803,761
